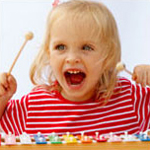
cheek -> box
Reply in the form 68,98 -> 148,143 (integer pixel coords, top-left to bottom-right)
50,59 -> 62,77
49,52 -> 57,66
88,63 -> 103,81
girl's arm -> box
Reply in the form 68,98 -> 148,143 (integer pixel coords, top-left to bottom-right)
132,65 -> 150,87
0,73 -> 17,119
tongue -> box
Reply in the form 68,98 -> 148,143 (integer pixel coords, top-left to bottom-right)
70,74 -> 84,85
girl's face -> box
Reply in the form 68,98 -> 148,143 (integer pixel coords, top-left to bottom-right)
49,16 -> 105,102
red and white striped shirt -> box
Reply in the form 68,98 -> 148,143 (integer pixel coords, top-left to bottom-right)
0,77 -> 150,136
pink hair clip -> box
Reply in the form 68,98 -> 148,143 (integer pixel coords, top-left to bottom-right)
52,0 -> 60,7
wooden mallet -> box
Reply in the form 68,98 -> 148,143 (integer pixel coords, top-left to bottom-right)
116,62 -> 132,75
7,32 -> 34,75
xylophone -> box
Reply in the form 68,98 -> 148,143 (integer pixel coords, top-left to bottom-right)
0,130 -> 150,146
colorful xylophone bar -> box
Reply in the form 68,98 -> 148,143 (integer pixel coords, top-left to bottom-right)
0,130 -> 150,146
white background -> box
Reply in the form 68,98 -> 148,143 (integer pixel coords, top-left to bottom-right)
0,0 -> 150,99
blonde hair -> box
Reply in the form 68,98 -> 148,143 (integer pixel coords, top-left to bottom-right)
30,0 -> 121,102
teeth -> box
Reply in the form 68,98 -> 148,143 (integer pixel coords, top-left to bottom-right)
67,70 -> 80,74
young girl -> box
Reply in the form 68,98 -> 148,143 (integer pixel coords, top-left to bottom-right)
0,0 -> 150,136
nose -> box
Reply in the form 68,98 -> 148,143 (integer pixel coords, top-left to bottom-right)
66,52 -> 81,64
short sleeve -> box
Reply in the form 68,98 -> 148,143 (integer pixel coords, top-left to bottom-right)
131,84 -> 150,131
0,94 -> 29,135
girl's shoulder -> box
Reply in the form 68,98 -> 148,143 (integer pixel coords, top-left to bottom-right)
113,76 -> 133,94
31,84 -> 51,92
29,84 -> 59,98
117,76 -> 132,86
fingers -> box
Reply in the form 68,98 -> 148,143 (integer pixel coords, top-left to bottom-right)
132,73 -> 137,81
0,73 -> 8,88
140,71 -> 146,87
0,73 -> 17,97
0,73 -> 8,95
7,75 -> 17,95
147,70 -> 150,86
132,65 -> 150,87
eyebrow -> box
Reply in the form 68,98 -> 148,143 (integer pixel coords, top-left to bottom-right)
50,39 -> 98,47
81,40 -> 97,46
51,40 -> 66,45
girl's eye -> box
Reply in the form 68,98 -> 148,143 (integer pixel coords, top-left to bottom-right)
55,44 -> 66,50
82,45 -> 93,51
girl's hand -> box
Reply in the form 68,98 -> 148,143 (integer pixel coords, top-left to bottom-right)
0,73 -> 17,101
132,65 -> 150,87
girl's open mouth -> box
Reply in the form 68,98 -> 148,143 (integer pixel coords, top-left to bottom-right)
64,70 -> 86,88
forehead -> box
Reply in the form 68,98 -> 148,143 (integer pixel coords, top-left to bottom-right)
50,14 -> 101,42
